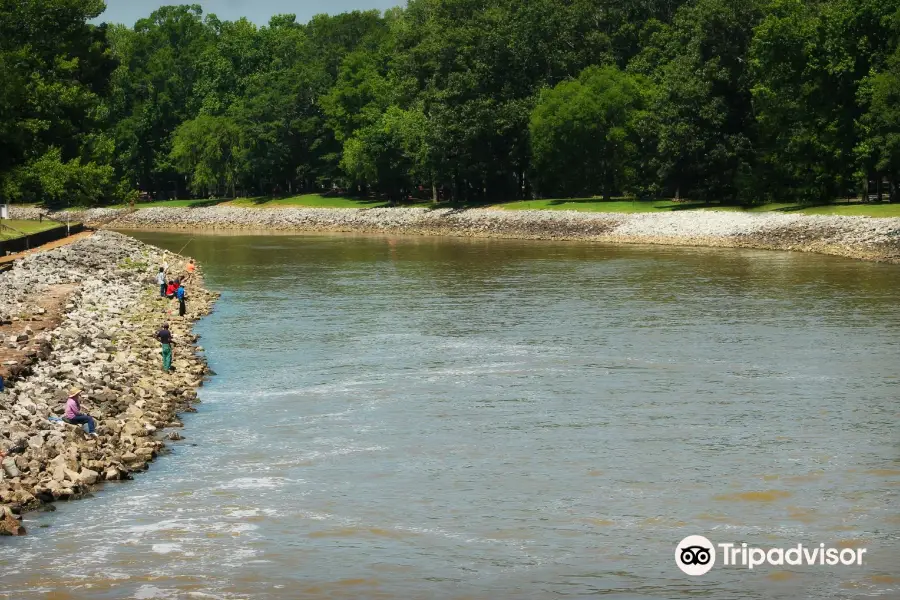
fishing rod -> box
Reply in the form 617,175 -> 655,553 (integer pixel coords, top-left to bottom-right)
176,236 -> 195,256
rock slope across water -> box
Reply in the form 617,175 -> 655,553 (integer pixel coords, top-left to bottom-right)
0,231 -> 217,534
11,205 -> 900,263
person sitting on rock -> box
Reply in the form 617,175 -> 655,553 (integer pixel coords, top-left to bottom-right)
165,280 -> 177,299
63,388 -> 97,437
155,323 -> 175,372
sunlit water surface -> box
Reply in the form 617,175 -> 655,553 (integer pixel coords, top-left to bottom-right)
1,232 -> 898,599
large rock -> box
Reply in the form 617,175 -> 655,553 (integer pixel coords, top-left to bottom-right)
1,457 -> 21,478
49,454 -> 67,482
0,507 -> 25,536
78,468 -> 99,485
122,421 -> 146,438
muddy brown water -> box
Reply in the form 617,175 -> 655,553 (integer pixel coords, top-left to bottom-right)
1,232 -> 898,599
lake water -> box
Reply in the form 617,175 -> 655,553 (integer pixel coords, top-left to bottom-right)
1,232 -> 898,599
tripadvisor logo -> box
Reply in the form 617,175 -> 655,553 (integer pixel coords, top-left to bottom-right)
675,535 -> 867,576
676,535 -> 716,576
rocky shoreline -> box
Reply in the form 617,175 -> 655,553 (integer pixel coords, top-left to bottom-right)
0,231 -> 218,535
11,205 -> 900,264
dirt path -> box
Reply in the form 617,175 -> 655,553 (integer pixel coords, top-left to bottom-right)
0,230 -> 94,267
0,284 -> 79,383
1,232 -> 94,383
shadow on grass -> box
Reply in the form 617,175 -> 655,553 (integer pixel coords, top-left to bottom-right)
658,202 -> 720,211
545,198 -> 722,211
184,199 -> 228,208
243,194 -> 393,207
770,201 -> 876,213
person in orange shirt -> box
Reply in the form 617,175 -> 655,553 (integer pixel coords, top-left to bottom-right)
184,258 -> 196,283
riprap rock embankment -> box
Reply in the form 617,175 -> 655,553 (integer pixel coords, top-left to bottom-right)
0,231 -> 217,534
10,205 -> 900,263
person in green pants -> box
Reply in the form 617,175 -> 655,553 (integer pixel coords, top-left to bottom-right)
155,323 -> 175,372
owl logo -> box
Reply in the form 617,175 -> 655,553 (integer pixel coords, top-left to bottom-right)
680,545 -> 712,565
675,535 -> 716,575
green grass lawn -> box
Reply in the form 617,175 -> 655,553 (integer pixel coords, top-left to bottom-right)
227,194 -> 398,209
0,219 -> 63,240
499,198 -> 900,217
97,193 -> 900,218
106,198 -> 226,209
779,203 -> 900,217
110,194 -> 419,209
497,198 -> 699,213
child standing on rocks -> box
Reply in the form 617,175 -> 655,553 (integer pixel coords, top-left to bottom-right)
157,267 -> 166,297
63,389 -> 97,436
184,258 -> 196,283
155,323 -> 175,372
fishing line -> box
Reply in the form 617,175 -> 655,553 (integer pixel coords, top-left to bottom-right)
177,236 -> 195,255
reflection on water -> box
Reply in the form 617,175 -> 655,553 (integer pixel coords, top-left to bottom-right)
1,233 -> 898,599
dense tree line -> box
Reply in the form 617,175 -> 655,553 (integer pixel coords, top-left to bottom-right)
1,0 -> 899,207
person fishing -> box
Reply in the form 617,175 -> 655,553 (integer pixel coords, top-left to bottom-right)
157,266 -> 167,297
155,322 -> 175,372
184,258 -> 196,283
176,280 -> 187,318
63,388 -> 97,436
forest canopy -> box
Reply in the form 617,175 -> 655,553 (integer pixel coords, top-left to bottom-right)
1,0 -> 899,206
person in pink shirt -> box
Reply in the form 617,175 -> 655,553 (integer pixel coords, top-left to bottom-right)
63,388 -> 97,436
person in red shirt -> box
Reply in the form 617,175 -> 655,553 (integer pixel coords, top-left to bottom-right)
165,280 -> 177,298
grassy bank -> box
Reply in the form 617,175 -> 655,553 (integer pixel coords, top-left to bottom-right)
102,194 -> 900,218
0,219 -> 62,241
500,198 -> 900,217
113,194 -> 420,209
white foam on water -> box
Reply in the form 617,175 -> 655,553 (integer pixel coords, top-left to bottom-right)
296,409 -> 354,423
151,543 -> 182,554
216,476 -> 290,490
99,571 -> 133,581
125,518 -> 185,535
224,507 -> 280,519
226,522 -> 258,534
202,379 -> 378,401
299,445 -> 388,461
295,509 -> 336,521
134,585 -> 176,599
218,546 -> 258,567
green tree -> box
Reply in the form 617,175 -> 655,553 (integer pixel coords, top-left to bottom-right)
856,22 -> 900,201
2,147 -> 117,207
530,65 -> 651,199
631,0 -> 764,203
107,4 -> 213,198
339,105 -> 432,201
749,0 -> 900,203
170,115 -> 248,197
0,0 -> 117,204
